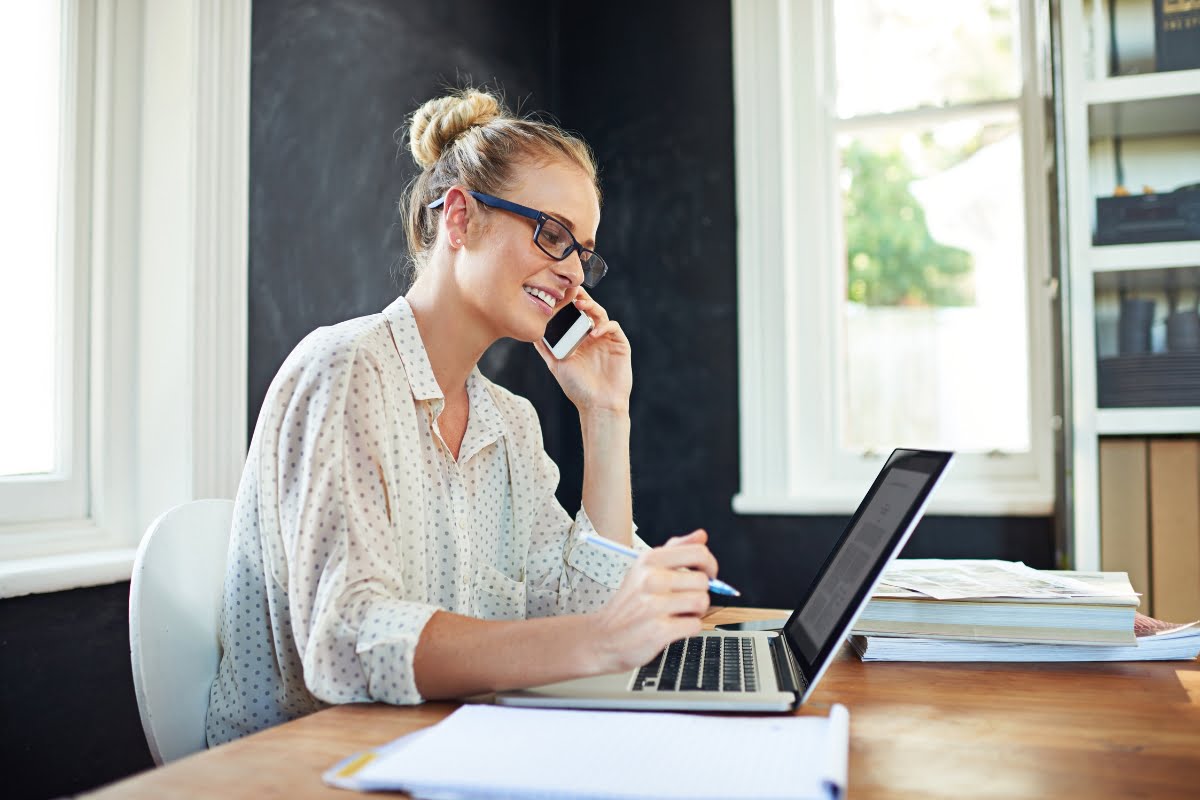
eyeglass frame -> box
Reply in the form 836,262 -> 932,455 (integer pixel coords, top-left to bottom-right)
427,190 -> 608,288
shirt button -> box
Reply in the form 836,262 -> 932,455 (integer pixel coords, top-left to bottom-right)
456,518 -> 466,531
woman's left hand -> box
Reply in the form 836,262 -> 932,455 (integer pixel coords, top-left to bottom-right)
535,289 -> 632,413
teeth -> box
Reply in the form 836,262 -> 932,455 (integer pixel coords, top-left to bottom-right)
523,286 -> 555,308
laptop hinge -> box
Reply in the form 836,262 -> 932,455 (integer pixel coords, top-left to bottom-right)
768,634 -> 805,695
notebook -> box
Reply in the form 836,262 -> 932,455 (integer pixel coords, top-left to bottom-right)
325,703 -> 850,799
495,448 -> 954,711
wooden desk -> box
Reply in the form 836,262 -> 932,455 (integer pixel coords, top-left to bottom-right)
88,607 -> 1200,799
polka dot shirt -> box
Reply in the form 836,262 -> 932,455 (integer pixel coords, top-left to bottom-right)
206,296 -> 647,746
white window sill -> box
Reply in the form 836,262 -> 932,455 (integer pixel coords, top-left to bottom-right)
733,485 -> 1054,517
0,548 -> 137,599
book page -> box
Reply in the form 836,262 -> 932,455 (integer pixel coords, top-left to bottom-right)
878,559 -> 1130,600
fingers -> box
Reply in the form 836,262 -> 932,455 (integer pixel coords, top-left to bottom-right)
588,319 -> 627,342
665,529 -> 708,546
638,566 -> 710,594
600,555 -> 712,670
642,542 -> 719,579
660,587 -> 710,618
632,572 -> 709,615
573,290 -> 611,329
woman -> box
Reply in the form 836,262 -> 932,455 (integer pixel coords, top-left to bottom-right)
206,89 -> 720,745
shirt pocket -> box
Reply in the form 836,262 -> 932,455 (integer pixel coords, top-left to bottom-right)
472,563 -> 527,621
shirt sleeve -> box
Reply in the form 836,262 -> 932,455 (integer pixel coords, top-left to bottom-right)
519,409 -> 650,619
272,343 -> 438,707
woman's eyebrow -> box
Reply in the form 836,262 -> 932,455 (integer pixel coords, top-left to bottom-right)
546,210 -> 596,249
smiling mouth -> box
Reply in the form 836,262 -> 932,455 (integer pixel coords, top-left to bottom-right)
523,285 -> 556,310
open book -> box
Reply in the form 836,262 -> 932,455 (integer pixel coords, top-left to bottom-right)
324,703 -> 849,799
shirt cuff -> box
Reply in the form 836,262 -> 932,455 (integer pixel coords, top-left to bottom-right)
564,507 -> 649,590
352,598 -> 440,705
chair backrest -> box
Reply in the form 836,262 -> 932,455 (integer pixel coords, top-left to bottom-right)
129,498 -> 234,765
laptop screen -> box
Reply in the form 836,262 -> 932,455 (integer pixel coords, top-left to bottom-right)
781,449 -> 953,688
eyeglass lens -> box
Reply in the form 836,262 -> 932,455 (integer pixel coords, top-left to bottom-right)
536,217 -> 608,287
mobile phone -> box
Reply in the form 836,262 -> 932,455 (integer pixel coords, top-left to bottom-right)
542,302 -> 594,360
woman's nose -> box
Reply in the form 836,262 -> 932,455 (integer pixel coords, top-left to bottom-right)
553,249 -> 585,287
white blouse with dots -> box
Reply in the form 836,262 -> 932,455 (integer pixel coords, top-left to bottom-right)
206,296 -> 646,746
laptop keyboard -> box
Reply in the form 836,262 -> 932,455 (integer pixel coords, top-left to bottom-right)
632,636 -> 759,692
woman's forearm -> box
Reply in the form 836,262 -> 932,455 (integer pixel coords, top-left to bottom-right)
413,610 -> 609,699
579,408 -> 633,546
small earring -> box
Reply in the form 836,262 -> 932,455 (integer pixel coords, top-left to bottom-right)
454,239 -> 463,246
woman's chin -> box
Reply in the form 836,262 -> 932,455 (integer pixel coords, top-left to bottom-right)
517,316 -> 549,344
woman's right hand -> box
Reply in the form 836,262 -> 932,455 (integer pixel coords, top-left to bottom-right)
586,530 -> 718,674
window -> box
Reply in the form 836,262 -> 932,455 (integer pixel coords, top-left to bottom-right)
0,1 -> 89,524
732,0 -> 1055,515
0,0 -> 250,595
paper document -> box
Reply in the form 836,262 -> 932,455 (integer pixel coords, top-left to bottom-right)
324,703 -> 850,800
850,620 -> 1200,662
876,559 -> 1129,600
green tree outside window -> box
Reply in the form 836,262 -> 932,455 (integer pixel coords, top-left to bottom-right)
843,141 -> 975,308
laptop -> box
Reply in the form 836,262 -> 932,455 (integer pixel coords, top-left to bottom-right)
495,448 -> 953,711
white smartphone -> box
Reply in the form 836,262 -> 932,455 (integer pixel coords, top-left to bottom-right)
542,303 -> 594,360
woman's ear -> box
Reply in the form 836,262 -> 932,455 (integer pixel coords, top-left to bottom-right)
441,186 -> 472,250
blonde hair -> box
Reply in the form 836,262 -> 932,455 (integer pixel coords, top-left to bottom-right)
401,88 -> 600,277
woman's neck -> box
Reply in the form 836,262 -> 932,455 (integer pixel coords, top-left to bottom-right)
404,272 -> 494,399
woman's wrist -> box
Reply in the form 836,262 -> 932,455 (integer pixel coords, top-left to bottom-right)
578,407 -> 632,466
578,404 -> 631,427
574,610 -> 620,676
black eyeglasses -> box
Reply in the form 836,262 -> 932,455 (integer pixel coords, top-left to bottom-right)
427,190 -> 608,288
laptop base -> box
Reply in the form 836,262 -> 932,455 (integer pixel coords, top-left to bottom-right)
714,618 -> 788,632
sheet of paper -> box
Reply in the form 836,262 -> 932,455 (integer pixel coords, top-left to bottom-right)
326,703 -> 849,800
851,621 -> 1200,662
1150,620 -> 1200,637
877,559 -> 1126,600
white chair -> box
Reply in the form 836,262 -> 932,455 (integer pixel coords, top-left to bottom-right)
129,498 -> 233,765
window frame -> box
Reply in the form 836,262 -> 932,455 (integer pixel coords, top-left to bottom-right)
0,0 -> 251,596
0,0 -> 90,524
731,0 -> 1057,516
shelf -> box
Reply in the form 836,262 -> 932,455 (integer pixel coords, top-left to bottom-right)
1090,241 -> 1200,272
1086,69 -> 1200,106
1096,407 -> 1200,435
1093,265 -> 1200,293
1085,70 -> 1200,139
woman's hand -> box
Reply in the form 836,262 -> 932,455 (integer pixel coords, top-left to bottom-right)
1133,612 -> 1183,636
586,530 -> 718,674
535,289 -> 632,414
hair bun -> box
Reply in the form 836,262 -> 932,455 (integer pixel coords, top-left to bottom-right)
408,89 -> 504,169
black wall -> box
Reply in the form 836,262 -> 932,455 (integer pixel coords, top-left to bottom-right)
248,0 -> 568,448
0,584 -> 153,799
0,1 -> 1053,796
246,0 -> 1053,608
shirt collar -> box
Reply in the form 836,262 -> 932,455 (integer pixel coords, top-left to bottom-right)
383,295 -> 508,461
382,296 -> 442,401
459,368 -> 506,462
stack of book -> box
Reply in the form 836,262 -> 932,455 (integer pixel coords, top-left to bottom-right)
849,559 -> 1200,662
